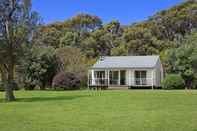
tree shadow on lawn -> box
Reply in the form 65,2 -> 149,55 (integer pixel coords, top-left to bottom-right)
0,95 -> 91,103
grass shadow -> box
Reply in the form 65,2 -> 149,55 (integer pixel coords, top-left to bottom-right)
0,95 -> 91,103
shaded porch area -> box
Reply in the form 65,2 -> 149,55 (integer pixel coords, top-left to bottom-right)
88,70 -> 154,89
88,70 -> 126,87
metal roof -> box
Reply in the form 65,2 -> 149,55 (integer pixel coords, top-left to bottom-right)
92,56 -> 160,69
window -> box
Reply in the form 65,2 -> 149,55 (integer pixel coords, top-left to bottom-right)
135,71 -> 147,85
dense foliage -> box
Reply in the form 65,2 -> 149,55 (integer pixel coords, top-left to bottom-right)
35,1 -> 197,57
161,74 -> 185,90
22,46 -> 58,90
163,32 -> 197,89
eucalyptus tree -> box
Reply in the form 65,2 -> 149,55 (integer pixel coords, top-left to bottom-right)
0,0 -> 40,101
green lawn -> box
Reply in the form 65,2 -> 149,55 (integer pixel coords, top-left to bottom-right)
1,90 -> 197,131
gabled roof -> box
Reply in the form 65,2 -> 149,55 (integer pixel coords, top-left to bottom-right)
92,56 -> 160,69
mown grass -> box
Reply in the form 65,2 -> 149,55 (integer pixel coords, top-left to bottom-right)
0,90 -> 197,131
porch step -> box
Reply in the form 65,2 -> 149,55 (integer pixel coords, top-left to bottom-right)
108,86 -> 129,90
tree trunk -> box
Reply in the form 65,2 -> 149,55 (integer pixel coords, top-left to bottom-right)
185,79 -> 193,90
5,83 -> 15,101
3,1 -> 18,101
5,63 -> 15,101
0,65 -> 7,89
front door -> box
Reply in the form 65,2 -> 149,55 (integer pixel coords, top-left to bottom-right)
120,70 -> 126,85
109,71 -> 119,85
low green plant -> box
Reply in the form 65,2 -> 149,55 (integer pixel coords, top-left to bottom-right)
162,74 -> 185,89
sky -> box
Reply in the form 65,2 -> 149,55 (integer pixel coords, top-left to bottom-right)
32,0 -> 183,25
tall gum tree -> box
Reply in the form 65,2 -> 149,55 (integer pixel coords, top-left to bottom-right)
0,0 -> 39,101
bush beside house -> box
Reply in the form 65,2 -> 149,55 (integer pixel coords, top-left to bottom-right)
161,74 -> 185,90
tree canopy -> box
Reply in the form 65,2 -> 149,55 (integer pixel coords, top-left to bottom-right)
35,1 -> 197,57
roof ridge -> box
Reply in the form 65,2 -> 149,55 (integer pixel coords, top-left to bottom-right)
103,55 -> 159,58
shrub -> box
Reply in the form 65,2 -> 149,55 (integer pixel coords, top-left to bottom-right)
161,74 -> 185,89
52,72 -> 81,90
23,82 -> 36,90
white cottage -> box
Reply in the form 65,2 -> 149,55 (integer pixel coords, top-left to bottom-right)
88,56 -> 164,89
